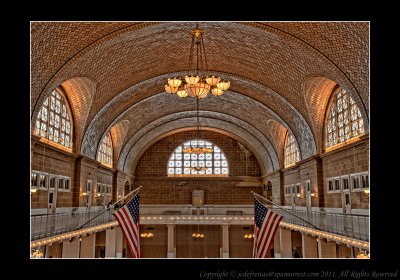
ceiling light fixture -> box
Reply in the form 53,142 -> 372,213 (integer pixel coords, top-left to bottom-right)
165,23 -> 230,99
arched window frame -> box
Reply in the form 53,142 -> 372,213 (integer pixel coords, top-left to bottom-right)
33,88 -> 74,152
324,87 -> 365,151
167,139 -> 229,177
97,132 -> 113,168
284,132 -> 300,168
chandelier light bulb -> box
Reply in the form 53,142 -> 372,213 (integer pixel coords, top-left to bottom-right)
168,77 -> 182,88
216,81 -> 230,91
185,75 -> 201,85
165,85 -> 178,94
211,87 -> 224,97
176,86 -> 187,98
205,76 -> 221,86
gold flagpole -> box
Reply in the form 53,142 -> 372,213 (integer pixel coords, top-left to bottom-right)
77,186 -> 142,229
251,191 -> 321,230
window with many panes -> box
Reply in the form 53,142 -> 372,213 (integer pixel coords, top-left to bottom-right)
284,132 -> 300,168
35,90 -> 73,149
167,140 -> 229,177
326,88 -> 364,149
97,133 -> 113,167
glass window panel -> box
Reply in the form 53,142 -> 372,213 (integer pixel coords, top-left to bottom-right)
167,139 -> 229,176
325,89 -> 364,149
97,133 -> 113,166
284,133 -> 300,167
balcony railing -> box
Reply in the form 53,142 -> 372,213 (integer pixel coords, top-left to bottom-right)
31,205 -> 369,242
31,209 -> 115,240
273,208 -> 369,241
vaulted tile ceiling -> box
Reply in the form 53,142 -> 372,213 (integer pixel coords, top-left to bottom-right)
31,22 -> 369,176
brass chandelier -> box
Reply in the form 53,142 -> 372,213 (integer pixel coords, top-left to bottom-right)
165,23 -> 231,98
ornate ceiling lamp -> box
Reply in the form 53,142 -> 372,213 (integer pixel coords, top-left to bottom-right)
165,23 -> 231,98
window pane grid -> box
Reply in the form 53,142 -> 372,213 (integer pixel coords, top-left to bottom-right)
167,139 -> 229,177
326,89 -> 365,148
97,133 -> 113,167
284,132 -> 300,167
34,90 -> 73,148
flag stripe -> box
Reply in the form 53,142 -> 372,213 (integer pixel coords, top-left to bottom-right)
119,208 -> 139,255
259,213 -> 279,258
113,212 -> 137,257
253,197 -> 283,258
112,194 -> 140,258
258,212 -> 278,257
114,210 -> 138,257
263,216 -> 283,258
121,207 -> 139,249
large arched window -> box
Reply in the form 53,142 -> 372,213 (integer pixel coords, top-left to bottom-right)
34,89 -> 73,150
97,132 -> 113,168
284,132 -> 300,168
326,88 -> 364,149
167,139 -> 229,177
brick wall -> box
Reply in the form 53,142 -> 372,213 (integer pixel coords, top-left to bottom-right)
176,225 -> 220,258
31,139 -> 76,209
322,138 -> 369,209
229,225 -> 254,258
140,225 -> 167,258
134,131 -> 263,205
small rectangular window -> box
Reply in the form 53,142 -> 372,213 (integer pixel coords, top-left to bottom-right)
39,174 -> 47,189
97,184 -> 101,193
328,180 -> 333,192
361,174 -> 369,189
334,179 -> 340,191
31,173 -> 38,187
64,179 -> 70,190
58,178 -> 64,190
352,175 -> 360,190
342,178 -> 349,190
306,181 -> 311,192
87,181 -> 92,192
296,185 -> 300,194
49,177 -> 56,189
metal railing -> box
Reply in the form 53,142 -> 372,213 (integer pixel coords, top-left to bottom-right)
274,208 -> 369,241
31,209 -> 115,240
31,206 -> 369,242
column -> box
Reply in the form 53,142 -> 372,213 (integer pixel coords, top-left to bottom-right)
115,227 -> 123,258
62,238 -> 80,258
317,238 -> 336,258
301,234 -> 318,258
45,243 -> 62,258
105,228 -> 116,258
221,224 -> 229,258
337,243 -> 353,258
167,224 -> 176,258
279,227 -> 292,258
273,229 -> 281,258
80,234 -> 96,258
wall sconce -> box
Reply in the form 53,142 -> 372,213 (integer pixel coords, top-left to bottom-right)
243,233 -> 254,239
30,186 -> 38,193
192,232 -> 205,238
296,193 -> 301,198
140,232 -> 154,238
311,193 -> 318,198
118,195 -> 122,198
363,189 -> 370,195
80,192 -> 88,198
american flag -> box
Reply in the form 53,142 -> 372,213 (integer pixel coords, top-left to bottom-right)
253,197 -> 283,258
113,194 -> 140,258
